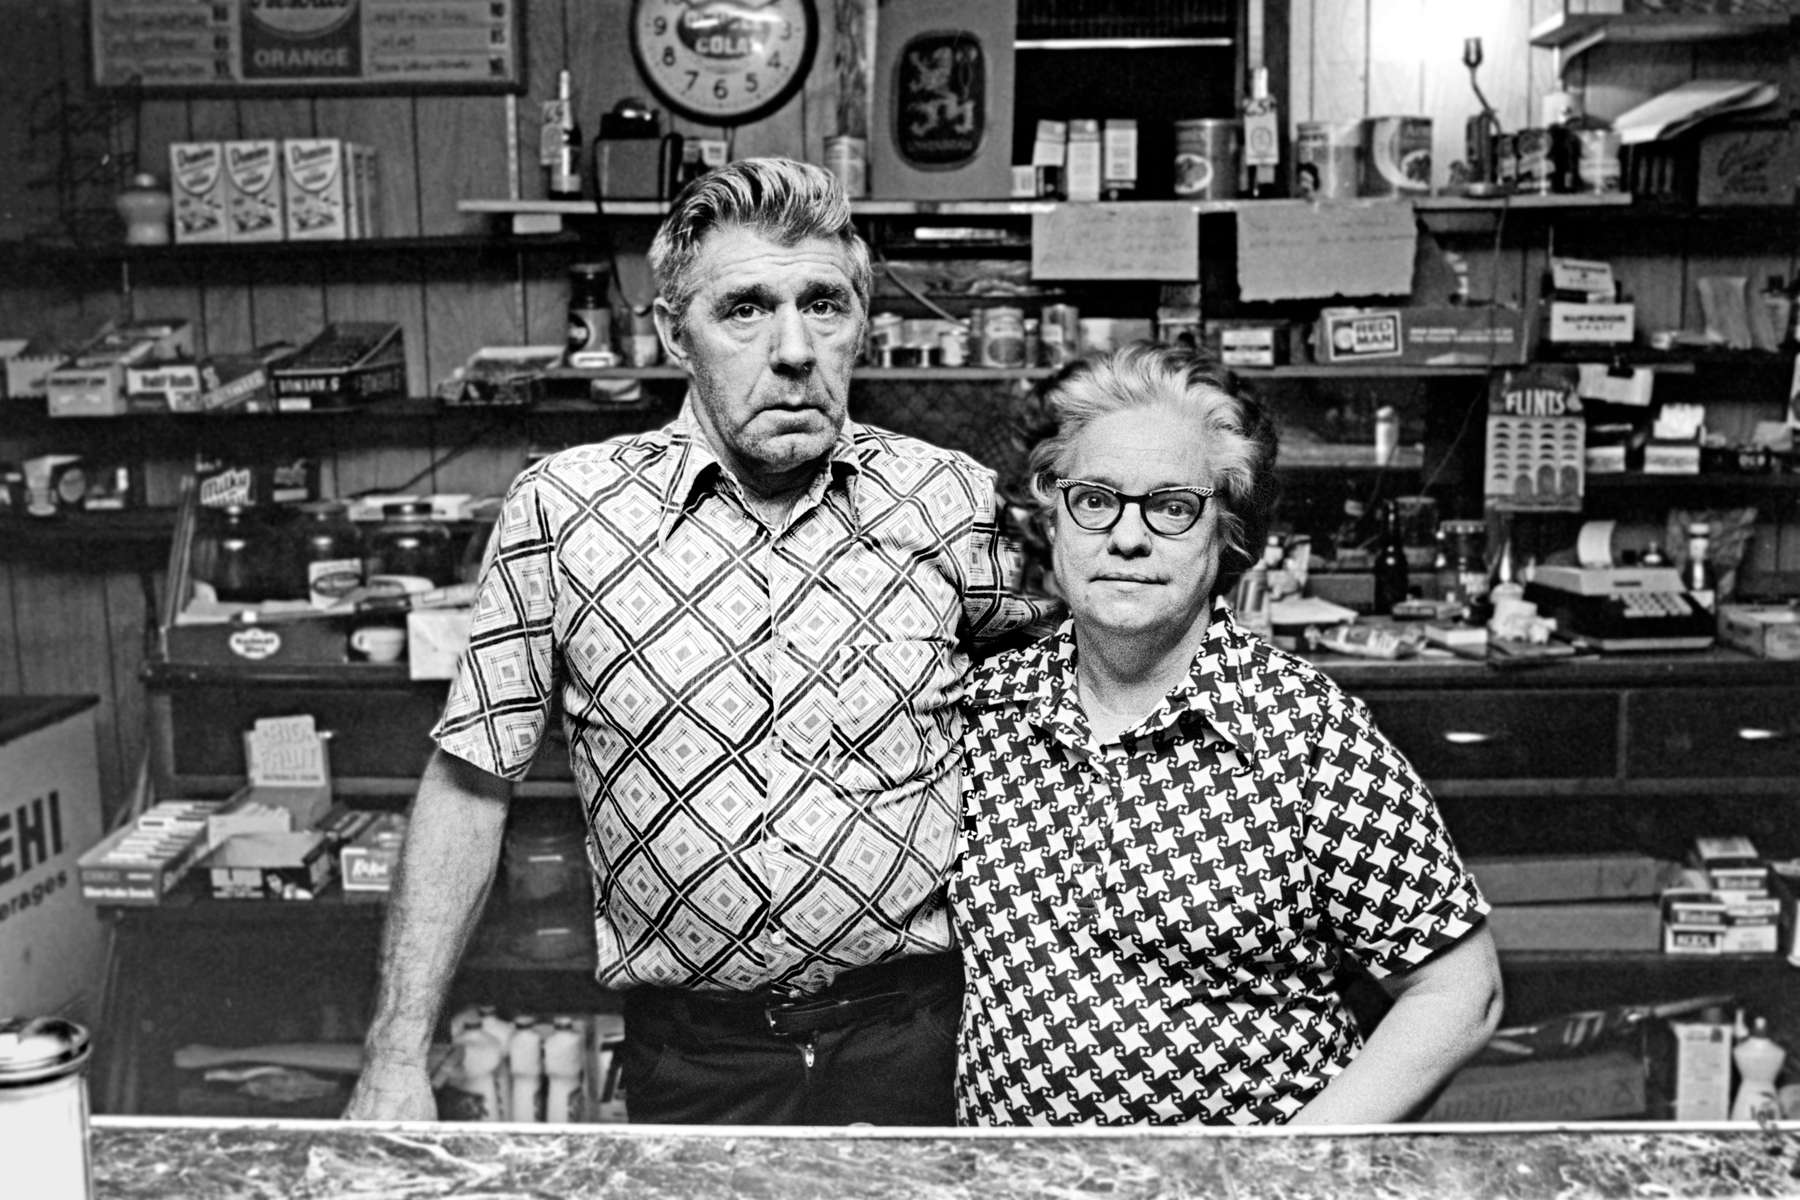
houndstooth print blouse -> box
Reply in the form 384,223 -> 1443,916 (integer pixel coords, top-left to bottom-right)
950,600 -> 1488,1124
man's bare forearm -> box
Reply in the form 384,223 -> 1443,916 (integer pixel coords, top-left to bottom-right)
361,748 -> 512,1066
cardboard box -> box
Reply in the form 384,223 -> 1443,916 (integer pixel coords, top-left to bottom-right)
1486,900 -> 1662,953
1421,1049 -> 1645,1123
283,138 -> 354,240
269,322 -> 407,409
4,338 -> 68,400
1398,304 -> 1534,366
170,141 -> 228,243
1643,440 -> 1700,474
0,698 -> 108,1026
339,811 -> 406,895
1697,123 -> 1800,207
1314,308 -> 1402,363
1664,1017 -> 1733,1121
202,830 -> 334,900
224,139 -> 285,242
1467,853 -> 1675,905
1547,301 -> 1636,344
77,800 -> 221,907
1770,862 -> 1800,965
407,608 -> 472,680
1718,604 -> 1800,661
194,457 -> 320,508
125,359 -> 204,412
1064,118 -> 1102,202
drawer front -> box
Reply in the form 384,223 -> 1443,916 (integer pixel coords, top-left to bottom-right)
1628,687 -> 1800,781
1360,690 -> 1620,781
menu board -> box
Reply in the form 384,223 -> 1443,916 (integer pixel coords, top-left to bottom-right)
91,0 -> 523,94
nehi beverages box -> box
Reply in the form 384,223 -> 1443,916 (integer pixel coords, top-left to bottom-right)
224,140 -> 285,242
283,138 -> 351,240
169,141 -> 227,243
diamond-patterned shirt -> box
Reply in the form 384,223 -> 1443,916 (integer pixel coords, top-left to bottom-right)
434,407 -> 1052,995
950,600 -> 1488,1125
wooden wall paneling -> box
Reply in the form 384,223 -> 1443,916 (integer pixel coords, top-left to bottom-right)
1289,0 -> 1315,121
414,97 -> 511,236
317,251 -> 430,402
0,561 -> 21,692
421,414 -> 534,498
520,0 -> 572,204
1576,44 -> 1694,126
100,568 -> 151,825
7,562 -> 130,815
314,96 -> 424,240
420,256 -> 523,398
568,0 -> 640,142
1304,0 -> 1370,125
234,98 -> 329,350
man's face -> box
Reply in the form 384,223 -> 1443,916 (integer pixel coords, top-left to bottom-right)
1052,402 -> 1223,652
655,226 -> 866,494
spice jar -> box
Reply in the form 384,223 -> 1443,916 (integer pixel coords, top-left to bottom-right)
367,500 -> 457,589
0,1016 -> 94,1200
193,504 -> 276,603
287,499 -> 365,608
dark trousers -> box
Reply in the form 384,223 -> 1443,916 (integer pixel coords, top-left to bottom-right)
619,952 -> 961,1125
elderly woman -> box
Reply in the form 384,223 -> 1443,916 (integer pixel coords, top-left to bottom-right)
950,343 -> 1501,1126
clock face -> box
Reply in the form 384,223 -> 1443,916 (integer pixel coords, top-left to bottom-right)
630,0 -> 819,126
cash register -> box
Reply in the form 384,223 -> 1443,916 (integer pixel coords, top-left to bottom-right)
1523,564 -> 1716,651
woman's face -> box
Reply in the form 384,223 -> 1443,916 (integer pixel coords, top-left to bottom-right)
1051,401 -> 1223,654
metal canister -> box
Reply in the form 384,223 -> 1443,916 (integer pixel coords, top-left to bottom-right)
1494,132 -> 1519,191
0,1017 -> 93,1200
1172,118 -> 1238,200
1576,128 -> 1622,194
1360,115 -> 1432,196
1513,127 -> 1556,195
824,134 -> 867,199
976,305 -> 1027,368
1292,121 -> 1360,199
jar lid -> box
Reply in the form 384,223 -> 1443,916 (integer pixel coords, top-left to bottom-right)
300,499 -> 349,515
0,1016 -> 90,1085
382,500 -> 434,518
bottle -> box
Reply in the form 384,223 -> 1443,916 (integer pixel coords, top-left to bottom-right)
1373,404 -> 1399,464
1373,501 -> 1410,615
1758,276 -> 1792,353
442,1015 -> 507,1122
288,499 -> 364,609
508,1016 -> 545,1123
1235,556 -> 1272,636
1730,1017 -> 1785,1122
1333,496 -> 1369,567
117,172 -> 173,245
196,504 -> 274,603
1240,65 -> 1281,199
1684,521 -> 1714,607
543,68 -> 583,199
366,500 -> 458,590
1642,539 -> 1667,568
543,1016 -> 587,1124
478,1006 -> 514,1120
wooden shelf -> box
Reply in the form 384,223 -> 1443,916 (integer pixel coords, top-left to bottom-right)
1530,10 -> 1787,57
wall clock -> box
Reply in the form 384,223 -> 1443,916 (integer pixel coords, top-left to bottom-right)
629,0 -> 819,127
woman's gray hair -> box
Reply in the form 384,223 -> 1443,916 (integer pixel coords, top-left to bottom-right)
649,157 -> 873,338
1025,341 -> 1280,598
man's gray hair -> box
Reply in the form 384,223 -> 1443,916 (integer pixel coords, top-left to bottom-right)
649,157 -> 873,338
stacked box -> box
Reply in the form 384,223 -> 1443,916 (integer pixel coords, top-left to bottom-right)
269,322 -> 406,408
78,800 -> 222,905
224,140 -> 286,242
170,141 -> 228,243
282,139 -> 378,241
46,319 -> 195,418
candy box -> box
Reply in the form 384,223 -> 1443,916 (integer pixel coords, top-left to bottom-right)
269,322 -> 406,409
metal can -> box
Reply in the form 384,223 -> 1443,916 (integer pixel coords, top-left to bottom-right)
976,305 -> 1027,368
1360,115 -> 1433,196
1494,132 -> 1519,190
1576,128 -> 1622,194
1292,121 -> 1360,199
938,322 -> 968,367
1513,127 -> 1556,195
869,311 -> 903,366
1172,118 -> 1238,200
0,1017 -> 93,1200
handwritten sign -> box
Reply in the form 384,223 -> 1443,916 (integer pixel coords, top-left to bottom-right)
1235,201 -> 1418,301
91,0 -> 523,95
1031,202 -> 1199,282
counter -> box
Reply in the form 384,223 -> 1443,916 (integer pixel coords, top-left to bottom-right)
91,1117 -> 1800,1198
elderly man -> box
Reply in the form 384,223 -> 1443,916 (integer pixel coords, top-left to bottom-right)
345,157 -> 1053,1126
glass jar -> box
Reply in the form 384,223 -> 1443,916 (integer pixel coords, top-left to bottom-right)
193,504 -> 275,603
366,501 -> 457,589
287,499 -> 365,608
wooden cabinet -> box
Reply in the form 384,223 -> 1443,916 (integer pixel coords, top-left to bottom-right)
1361,689 -> 1621,783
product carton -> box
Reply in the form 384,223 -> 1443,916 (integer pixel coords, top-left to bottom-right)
3,337 -> 69,400
170,141 -> 229,243
202,830 -> 334,900
339,811 -> 407,897
1718,604 -> 1800,661
1486,900 -> 1662,953
77,800 -> 222,906
224,139 -> 285,242
1467,853 -> 1677,906
268,322 -> 406,409
283,138 -> 353,240
1662,1016 -> 1734,1121
407,607 -> 472,680
125,359 -> 205,412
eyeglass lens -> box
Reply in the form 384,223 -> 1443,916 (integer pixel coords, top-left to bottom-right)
1063,483 -> 1206,535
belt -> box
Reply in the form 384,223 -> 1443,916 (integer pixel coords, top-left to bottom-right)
630,953 -> 960,1041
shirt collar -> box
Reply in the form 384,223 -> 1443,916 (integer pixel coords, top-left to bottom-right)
655,398 -> 865,545
971,596 -> 1271,759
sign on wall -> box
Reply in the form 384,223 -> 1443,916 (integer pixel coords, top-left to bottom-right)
91,0 -> 524,95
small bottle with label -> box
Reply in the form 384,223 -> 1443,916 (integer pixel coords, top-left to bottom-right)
478,1006 -> 514,1120
1240,66 -> 1281,199
1684,521 -> 1715,608
543,69 -> 583,199
543,1016 -> 587,1123
509,1016 -> 546,1123
443,1015 -> 507,1121
1731,1017 -> 1786,1122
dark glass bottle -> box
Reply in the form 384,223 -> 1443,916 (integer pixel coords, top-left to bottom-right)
1372,501 -> 1410,615
288,499 -> 365,607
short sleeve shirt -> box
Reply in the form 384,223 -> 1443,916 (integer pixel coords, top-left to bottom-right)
433,409 -> 1054,995
950,600 -> 1488,1125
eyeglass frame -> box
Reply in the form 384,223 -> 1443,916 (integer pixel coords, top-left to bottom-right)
1053,477 -> 1216,537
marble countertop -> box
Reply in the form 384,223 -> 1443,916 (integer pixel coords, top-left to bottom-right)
91,1117 -> 1800,1198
